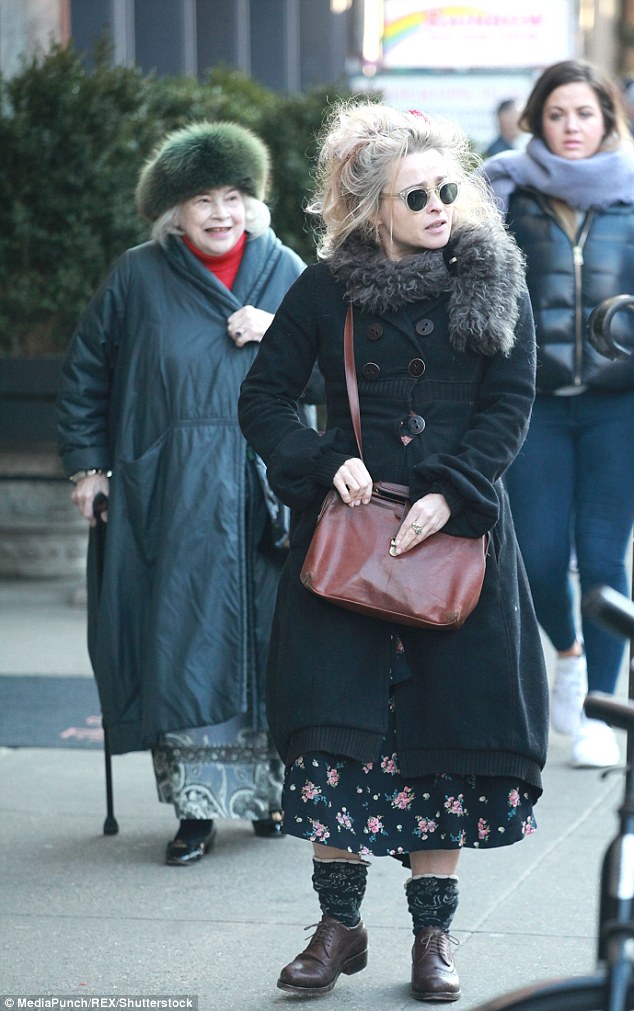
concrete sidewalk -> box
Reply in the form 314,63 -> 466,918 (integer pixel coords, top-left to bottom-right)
0,577 -> 629,1011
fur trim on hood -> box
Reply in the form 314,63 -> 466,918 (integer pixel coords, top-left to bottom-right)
136,121 -> 270,221
330,219 -> 526,356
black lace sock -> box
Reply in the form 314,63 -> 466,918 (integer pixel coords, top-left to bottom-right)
174,818 -> 213,842
405,874 -> 459,935
312,858 -> 369,928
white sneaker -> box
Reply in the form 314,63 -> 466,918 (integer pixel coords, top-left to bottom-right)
570,716 -> 620,769
551,654 -> 587,735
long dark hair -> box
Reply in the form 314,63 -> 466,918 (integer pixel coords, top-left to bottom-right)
519,59 -> 628,143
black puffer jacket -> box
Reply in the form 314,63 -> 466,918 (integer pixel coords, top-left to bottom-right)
506,188 -> 634,392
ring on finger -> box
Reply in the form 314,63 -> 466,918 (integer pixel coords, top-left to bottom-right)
235,329 -> 243,338
411,522 -> 424,536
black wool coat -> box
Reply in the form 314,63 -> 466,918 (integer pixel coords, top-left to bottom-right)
239,234 -> 549,795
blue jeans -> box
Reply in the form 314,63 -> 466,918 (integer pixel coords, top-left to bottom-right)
506,389 -> 634,695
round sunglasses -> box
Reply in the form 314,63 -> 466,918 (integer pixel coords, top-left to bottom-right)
382,181 -> 459,213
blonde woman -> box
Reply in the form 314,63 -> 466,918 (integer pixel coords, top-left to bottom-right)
239,102 -> 548,1002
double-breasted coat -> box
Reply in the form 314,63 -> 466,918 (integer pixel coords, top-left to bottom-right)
239,230 -> 549,795
57,230 -> 305,754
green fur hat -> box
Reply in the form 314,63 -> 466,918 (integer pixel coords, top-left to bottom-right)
135,120 -> 270,221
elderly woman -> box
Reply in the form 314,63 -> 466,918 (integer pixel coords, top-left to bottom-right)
239,102 -> 548,1002
57,121 -> 317,864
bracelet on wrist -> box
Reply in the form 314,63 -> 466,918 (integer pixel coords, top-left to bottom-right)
68,468 -> 111,484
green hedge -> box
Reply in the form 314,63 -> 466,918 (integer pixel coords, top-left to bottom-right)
0,39 -> 351,355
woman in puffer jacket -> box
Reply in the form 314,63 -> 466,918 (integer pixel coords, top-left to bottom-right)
482,59 -> 634,769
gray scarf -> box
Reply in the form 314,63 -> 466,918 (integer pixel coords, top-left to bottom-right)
482,137 -> 634,213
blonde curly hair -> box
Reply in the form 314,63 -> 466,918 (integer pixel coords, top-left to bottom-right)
309,99 -> 495,259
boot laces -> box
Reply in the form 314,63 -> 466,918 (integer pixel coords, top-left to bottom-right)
304,919 -> 339,953
417,929 -> 459,958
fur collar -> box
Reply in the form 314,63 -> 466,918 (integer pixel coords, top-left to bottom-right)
329,219 -> 526,356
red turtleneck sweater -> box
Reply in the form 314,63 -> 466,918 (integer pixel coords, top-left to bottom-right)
183,232 -> 247,290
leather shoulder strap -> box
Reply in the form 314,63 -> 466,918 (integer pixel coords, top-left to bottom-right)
343,304 -> 363,459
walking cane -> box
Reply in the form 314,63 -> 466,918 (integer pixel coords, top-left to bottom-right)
103,725 -> 118,835
93,491 -> 119,835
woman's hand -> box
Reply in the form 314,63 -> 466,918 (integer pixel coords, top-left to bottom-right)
391,493 -> 450,555
71,474 -> 110,526
227,306 -> 274,347
333,458 -> 373,507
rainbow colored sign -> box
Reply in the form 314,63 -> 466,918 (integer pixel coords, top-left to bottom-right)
380,1 -> 573,70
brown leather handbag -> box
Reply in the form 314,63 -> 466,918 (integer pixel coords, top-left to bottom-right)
299,306 -> 487,630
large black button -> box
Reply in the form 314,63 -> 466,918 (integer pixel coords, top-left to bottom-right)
362,362 -> 381,379
408,358 -> 426,377
406,414 -> 426,435
416,318 -> 434,336
367,323 -> 383,341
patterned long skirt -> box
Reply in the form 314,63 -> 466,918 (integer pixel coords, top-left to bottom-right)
152,713 -> 283,821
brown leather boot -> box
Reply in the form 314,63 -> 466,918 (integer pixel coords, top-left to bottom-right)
411,926 -> 460,1002
277,915 -> 368,994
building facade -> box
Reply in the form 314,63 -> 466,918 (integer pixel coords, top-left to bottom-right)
0,0 -> 355,91
2,1 -> 633,96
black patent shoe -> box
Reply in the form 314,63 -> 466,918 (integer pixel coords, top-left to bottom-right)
165,821 -> 216,866
252,809 -> 284,837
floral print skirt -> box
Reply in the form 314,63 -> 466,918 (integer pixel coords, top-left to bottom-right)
282,698 -> 538,858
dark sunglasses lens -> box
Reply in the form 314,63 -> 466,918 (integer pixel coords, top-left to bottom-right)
405,189 -> 428,212
440,182 -> 458,205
